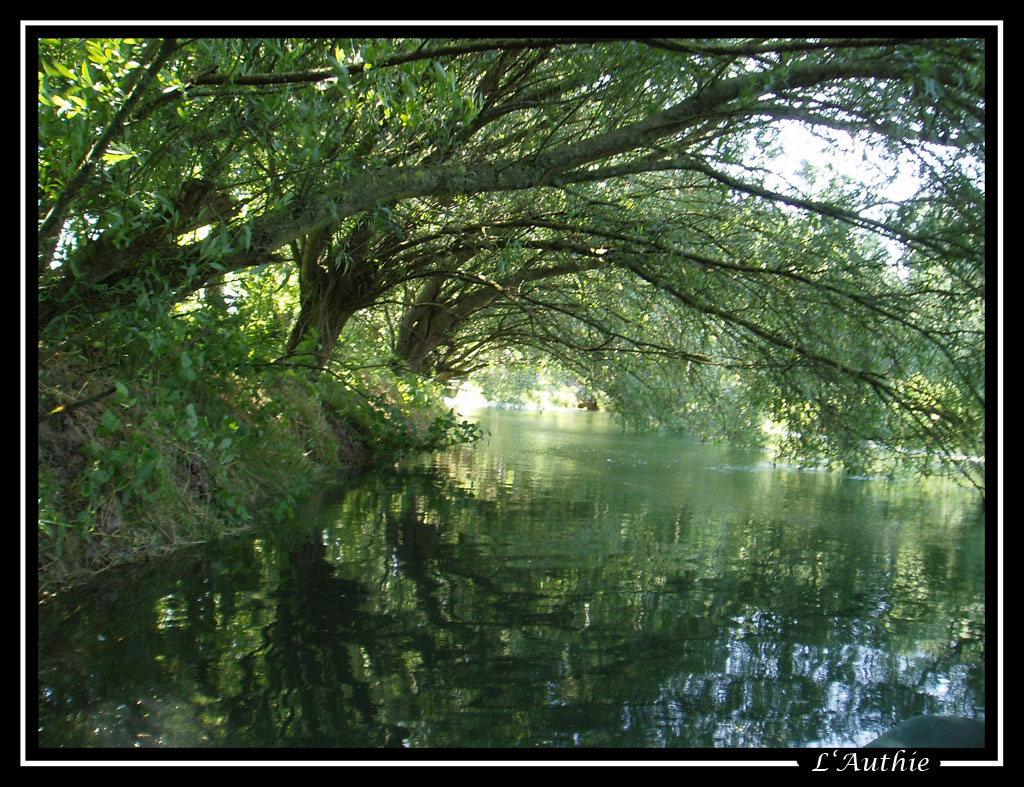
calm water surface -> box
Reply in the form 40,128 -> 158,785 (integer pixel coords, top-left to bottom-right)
37,408 -> 986,750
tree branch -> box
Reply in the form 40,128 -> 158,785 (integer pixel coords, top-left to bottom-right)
38,38 -> 179,270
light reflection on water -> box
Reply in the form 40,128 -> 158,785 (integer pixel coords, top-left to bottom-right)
37,408 -> 985,751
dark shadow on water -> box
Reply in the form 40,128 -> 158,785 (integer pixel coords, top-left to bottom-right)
37,425 -> 986,753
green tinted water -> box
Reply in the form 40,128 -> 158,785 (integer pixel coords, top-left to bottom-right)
37,408 -> 985,750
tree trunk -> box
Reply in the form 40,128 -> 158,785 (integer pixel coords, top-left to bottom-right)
282,222 -> 383,367
393,277 -> 452,374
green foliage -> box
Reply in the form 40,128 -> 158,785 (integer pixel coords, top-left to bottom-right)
36,35 -> 989,586
319,360 -> 481,459
472,351 -> 590,410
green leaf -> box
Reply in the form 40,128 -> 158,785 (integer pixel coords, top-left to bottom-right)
86,44 -> 109,65
99,409 -> 121,435
327,56 -> 350,84
102,148 -> 135,165
136,461 -> 154,483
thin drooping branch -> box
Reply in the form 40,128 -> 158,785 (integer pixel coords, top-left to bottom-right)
190,38 -> 631,87
672,155 -> 982,260
617,254 -> 895,390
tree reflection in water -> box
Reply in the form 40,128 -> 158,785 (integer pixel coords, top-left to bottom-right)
37,418 -> 985,751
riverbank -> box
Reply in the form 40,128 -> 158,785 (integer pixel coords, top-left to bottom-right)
36,359 -> 478,596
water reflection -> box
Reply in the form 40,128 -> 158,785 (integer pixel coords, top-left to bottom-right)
37,409 -> 985,750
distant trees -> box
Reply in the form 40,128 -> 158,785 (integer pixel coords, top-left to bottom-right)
37,35 -> 987,487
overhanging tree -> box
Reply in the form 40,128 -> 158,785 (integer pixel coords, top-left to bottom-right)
37,35 -> 987,489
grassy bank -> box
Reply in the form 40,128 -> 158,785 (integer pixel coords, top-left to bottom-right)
37,352 -> 479,596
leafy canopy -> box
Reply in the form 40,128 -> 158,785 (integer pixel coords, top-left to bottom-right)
37,35 -> 987,490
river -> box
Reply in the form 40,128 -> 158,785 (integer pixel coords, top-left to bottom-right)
36,407 -> 986,752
